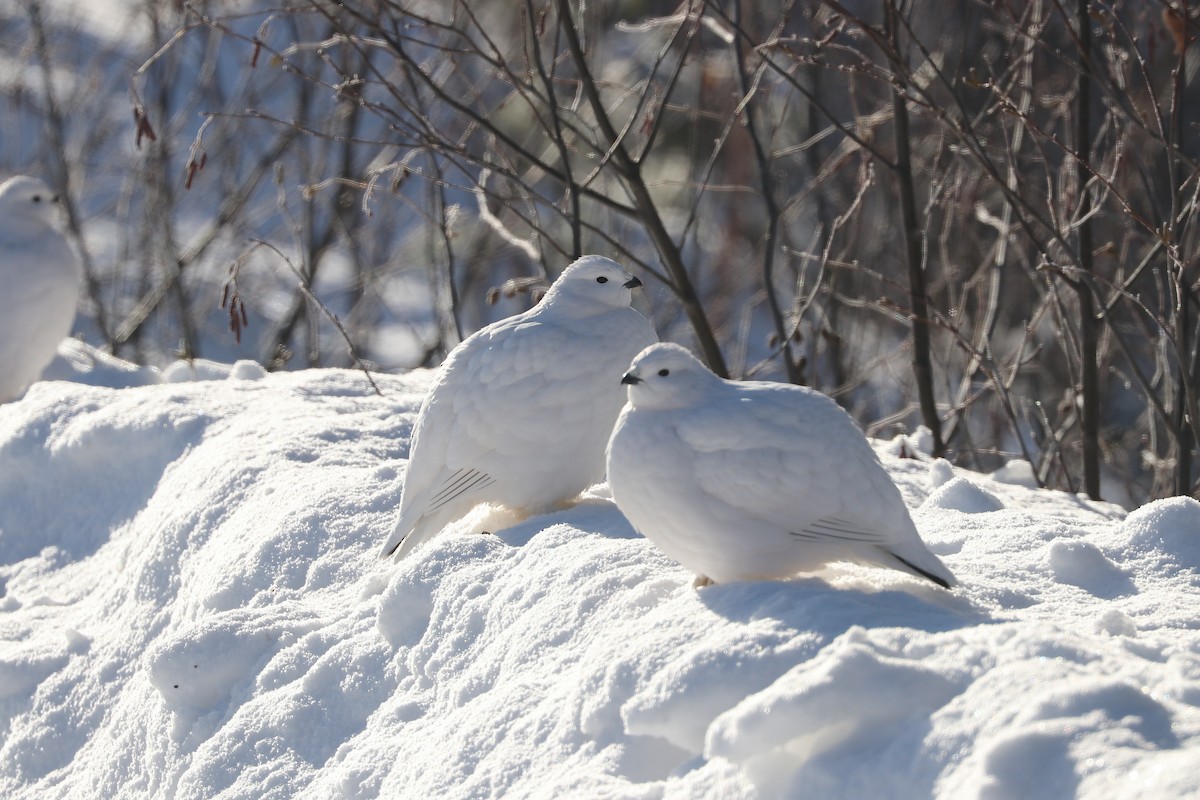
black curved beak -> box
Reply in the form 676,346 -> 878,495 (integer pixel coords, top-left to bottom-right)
623,276 -> 642,289
621,372 -> 643,385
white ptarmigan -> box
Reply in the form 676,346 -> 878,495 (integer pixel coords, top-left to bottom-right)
381,255 -> 658,561
0,176 -> 84,403
606,343 -> 956,588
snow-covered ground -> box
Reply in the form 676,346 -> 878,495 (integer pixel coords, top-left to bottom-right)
1,345 -> 1198,799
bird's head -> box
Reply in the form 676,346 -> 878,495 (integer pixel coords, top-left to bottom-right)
620,342 -> 719,409
0,176 -> 63,230
539,255 -> 644,312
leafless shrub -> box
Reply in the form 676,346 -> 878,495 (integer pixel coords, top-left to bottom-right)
5,0 -> 1197,504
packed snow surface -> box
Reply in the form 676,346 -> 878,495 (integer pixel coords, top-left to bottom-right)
2,348 -> 1199,799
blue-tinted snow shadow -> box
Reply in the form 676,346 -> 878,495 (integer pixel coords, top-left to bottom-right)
0,403 -> 206,565
694,575 -> 983,636
491,498 -> 984,635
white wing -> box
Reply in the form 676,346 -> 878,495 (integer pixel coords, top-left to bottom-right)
681,382 -> 954,586
682,383 -> 910,546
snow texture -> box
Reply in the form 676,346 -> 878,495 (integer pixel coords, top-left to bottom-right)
1,357 -> 1199,799
922,476 -> 1005,514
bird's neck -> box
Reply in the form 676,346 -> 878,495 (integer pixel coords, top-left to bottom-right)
534,297 -> 616,321
2,217 -> 58,245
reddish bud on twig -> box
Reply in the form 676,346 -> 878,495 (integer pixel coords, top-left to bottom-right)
185,150 -> 207,190
230,303 -> 242,343
220,281 -> 249,344
132,105 -> 157,148
229,296 -> 247,344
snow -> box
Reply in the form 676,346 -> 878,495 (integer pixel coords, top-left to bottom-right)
41,339 -> 162,390
922,476 -> 1005,514
989,458 -> 1040,489
2,349 -> 1199,799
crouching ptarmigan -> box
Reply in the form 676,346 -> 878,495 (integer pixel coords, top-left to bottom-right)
606,343 -> 956,588
381,255 -> 658,561
0,176 -> 84,403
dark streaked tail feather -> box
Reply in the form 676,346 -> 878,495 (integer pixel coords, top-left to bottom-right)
890,552 -> 953,589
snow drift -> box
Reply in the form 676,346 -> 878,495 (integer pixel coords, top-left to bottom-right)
1,352 -> 1198,799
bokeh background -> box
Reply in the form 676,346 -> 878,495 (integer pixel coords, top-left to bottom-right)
3,0 -> 1198,506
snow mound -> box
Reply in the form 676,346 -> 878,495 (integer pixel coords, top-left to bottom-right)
989,459 -> 1039,488
146,605 -> 326,718
922,476 -> 1005,513
883,425 -> 935,458
1121,497 -> 1200,572
42,338 -> 162,389
1,368 -> 1198,799
163,357 -> 268,383
706,628 -> 963,797
928,458 -> 955,488
1046,539 -> 1134,598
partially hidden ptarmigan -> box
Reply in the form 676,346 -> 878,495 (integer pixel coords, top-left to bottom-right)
607,343 -> 956,588
381,255 -> 658,561
0,176 -> 84,403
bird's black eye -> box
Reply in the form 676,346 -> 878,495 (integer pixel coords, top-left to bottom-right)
658,368 -> 670,377
596,276 -> 608,284
31,194 -> 42,203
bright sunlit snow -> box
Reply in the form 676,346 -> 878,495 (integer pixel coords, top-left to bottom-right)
1,344 -> 1198,799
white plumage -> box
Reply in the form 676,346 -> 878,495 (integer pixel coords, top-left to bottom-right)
381,255 -> 658,561
0,176 -> 84,403
606,343 -> 956,588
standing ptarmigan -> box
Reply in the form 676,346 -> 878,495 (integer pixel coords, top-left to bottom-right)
606,343 -> 956,588
0,176 -> 84,403
381,255 -> 658,561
